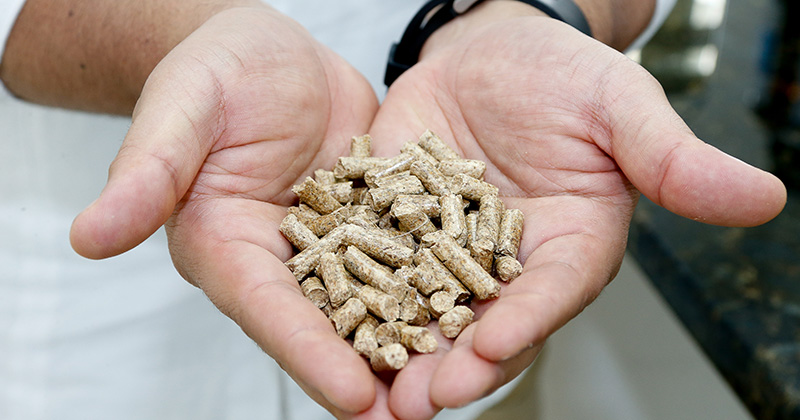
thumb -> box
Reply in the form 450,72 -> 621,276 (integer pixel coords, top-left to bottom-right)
70,59 -> 222,259
605,66 -> 786,227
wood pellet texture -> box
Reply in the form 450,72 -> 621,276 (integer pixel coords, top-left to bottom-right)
280,130 -> 526,371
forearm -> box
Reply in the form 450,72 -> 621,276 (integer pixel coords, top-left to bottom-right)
0,0 -> 262,115
421,0 -> 655,58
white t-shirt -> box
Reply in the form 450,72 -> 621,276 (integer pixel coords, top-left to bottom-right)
0,1 -> 675,419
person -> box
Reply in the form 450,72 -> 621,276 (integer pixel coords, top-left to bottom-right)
0,0 -> 786,419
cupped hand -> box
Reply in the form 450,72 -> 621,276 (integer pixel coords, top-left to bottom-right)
68,6 -> 389,417
367,13 -> 786,420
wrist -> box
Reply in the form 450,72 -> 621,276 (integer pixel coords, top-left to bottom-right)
419,0 -> 655,59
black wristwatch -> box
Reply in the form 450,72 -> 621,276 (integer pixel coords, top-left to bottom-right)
385,0 -> 593,87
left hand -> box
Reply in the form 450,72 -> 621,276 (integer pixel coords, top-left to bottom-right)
366,7 -> 786,419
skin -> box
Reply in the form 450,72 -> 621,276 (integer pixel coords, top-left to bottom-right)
0,0 -> 787,419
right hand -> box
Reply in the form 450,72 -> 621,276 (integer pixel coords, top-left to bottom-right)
69,6 -> 389,417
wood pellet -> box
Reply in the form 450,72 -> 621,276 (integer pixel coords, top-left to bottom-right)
280,130 -> 525,371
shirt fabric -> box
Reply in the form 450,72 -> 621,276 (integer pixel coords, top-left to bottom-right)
0,1 -> 676,419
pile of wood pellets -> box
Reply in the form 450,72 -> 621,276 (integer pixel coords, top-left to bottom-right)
280,130 -> 523,372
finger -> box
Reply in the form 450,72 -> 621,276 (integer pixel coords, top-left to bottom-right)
598,59 -> 786,226
429,324 -> 542,409
70,53 -> 224,259
170,199 -> 377,413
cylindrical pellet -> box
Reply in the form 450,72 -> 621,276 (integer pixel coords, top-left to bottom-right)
400,325 -> 438,353
292,177 -> 343,214
375,321 -> 408,347
465,211 -> 478,250
476,193 -> 504,248
364,153 -> 416,187
342,224 -> 414,268
391,200 -> 437,240
350,134 -> 373,158
410,159 -> 450,196
316,252 -> 357,308
285,226 -> 347,281
469,238 -> 494,273
438,305 -> 474,339
418,130 -> 460,161
401,140 -> 439,167
407,263 -> 445,296
353,315 -> 379,357
428,290 -> 456,318
357,284 -> 400,322
324,181 -> 354,204
314,168 -> 336,185
495,255 -> 523,282
496,208 -> 524,258
370,343 -> 408,371
342,245 -> 408,301
413,248 -> 470,302
333,156 -> 391,179
437,159 -> 486,179
365,174 -> 425,211
449,174 -> 499,202
306,207 -> 348,237
430,235 -> 500,300
400,291 -> 431,326
440,194 -> 467,246
287,203 -> 320,224
330,297 -> 367,338
300,276 -> 329,309
280,213 -> 319,251
394,194 -> 441,218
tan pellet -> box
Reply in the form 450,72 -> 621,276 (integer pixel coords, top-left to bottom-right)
476,193 -> 504,248
285,225 -> 347,281
413,247 -> 470,302
391,200 -> 437,241
353,316 -> 379,357
438,306 -> 474,339
428,290 -> 456,318
287,203 -> 321,224
365,174 -> 425,211
357,284 -> 400,322
342,245 -> 408,301
370,343 -> 408,371
440,194 -> 467,246
406,263 -> 445,296
280,213 -> 319,251
350,134 -> 373,159
364,153 -> 416,188
470,238 -> 495,274
316,252 -> 357,308
399,291 -> 431,326
496,208 -> 524,258
401,140 -> 439,167
400,325 -> 438,353
330,297 -> 367,338
342,224 -> 414,268
305,207 -> 348,237
495,255 -> 523,282
430,234 -> 500,300
409,159 -> 450,196
292,177 -> 343,215
351,187 -> 369,205
333,156 -> 391,179
465,211 -> 478,250
314,169 -> 336,186
324,181 -> 354,204
375,321 -> 408,347
449,174 -> 499,202
418,129 -> 460,161
394,194 -> 441,218
300,276 -> 329,309
437,159 -> 486,179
